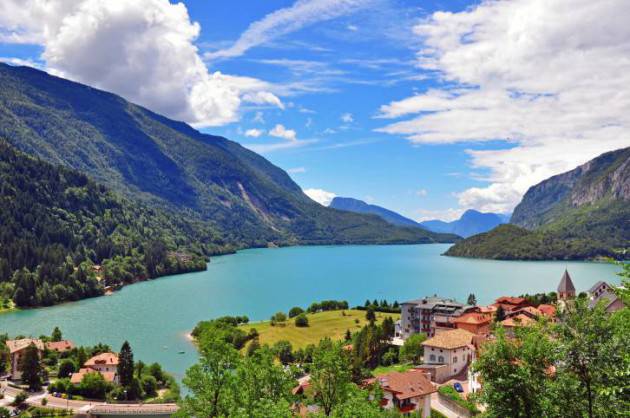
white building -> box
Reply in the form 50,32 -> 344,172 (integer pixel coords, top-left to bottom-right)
419,328 -> 475,383
374,369 -> 436,417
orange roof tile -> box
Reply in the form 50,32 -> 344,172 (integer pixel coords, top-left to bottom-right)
45,340 -> 75,352
376,370 -> 436,400
501,314 -> 535,328
452,312 -> 492,325
537,304 -> 556,317
422,328 -> 475,349
70,368 -> 117,384
84,352 -> 119,367
6,339 -> 44,354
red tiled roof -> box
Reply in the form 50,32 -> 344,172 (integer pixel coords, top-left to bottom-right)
501,313 -> 535,328
452,312 -> 492,325
70,368 -> 117,384
537,304 -> 556,317
376,369 -> 436,400
495,296 -> 528,305
45,340 -> 75,352
84,352 -> 119,366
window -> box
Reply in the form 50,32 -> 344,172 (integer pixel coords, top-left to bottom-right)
438,356 -> 444,363
430,355 -> 436,362
453,356 -> 458,363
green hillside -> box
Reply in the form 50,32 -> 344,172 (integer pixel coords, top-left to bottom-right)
446,147 -> 630,260
0,63 -> 456,247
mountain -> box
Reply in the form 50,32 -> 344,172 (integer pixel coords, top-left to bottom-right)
421,210 -> 507,238
0,63 -> 457,248
329,197 -> 425,229
0,140 -> 209,307
446,147 -> 630,260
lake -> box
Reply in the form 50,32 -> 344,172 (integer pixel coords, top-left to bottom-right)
0,244 -> 620,381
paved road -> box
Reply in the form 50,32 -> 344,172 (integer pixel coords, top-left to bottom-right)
1,382 -> 178,415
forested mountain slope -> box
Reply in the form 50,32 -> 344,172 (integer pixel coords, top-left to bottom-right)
0,141 -> 209,307
0,63 -> 455,246
446,147 -> 630,260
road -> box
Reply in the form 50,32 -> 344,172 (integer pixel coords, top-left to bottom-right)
1,382 -> 178,416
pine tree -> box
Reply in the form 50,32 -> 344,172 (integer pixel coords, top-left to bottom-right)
495,305 -> 506,322
344,329 -> 352,341
467,293 -> 477,306
118,341 -> 134,388
19,343 -> 42,390
365,307 -> 376,323
51,327 -> 62,342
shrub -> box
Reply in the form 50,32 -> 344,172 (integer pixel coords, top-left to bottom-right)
58,359 -> 76,379
438,385 -> 480,414
12,391 -> 28,406
142,375 -> 158,398
272,340 -> 293,365
295,313 -> 309,327
288,307 -> 304,318
41,397 -> 47,406
271,312 -> 287,322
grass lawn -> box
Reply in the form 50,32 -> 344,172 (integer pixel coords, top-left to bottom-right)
240,309 -> 400,349
371,363 -> 413,376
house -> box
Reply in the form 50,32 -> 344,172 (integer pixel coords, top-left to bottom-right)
418,328 -> 475,382
400,296 -> 474,338
537,304 -> 557,318
588,281 -> 624,313
5,339 -> 45,380
491,296 -> 530,314
452,312 -> 492,335
557,269 -> 576,300
374,369 -> 436,417
71,352 -> 119,384
45,340 -> 75,353
500,313 -> 535,337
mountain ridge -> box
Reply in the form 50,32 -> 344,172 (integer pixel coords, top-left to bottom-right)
420,209 -> 507,238
329,197 -> 425,229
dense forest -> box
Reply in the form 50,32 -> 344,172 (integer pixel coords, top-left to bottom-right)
0,140 -> 213,307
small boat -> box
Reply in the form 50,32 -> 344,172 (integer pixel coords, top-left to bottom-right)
178,351 -> 185,354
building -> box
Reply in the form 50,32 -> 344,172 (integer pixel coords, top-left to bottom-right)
71,352 -> 119,385
400,296 -> 473,338
500,313 -> 535,337
588,281 -> 624,313
45,340 -> 75,353
5,339 -> 44,380
419,328 -> 475,382
452,312 -> 492,335
557,269 -> 576,300
491,296 -> 530,314
373,370 -> 436,417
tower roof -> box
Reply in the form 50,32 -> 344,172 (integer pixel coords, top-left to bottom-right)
557,269 -> 576,293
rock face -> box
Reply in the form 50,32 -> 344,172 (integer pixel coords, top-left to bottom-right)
511,147 -> 630,229
446,146 -> 630,260
330,197 -> 424,229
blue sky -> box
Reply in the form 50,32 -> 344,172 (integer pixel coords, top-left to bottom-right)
1,0 -> 627,221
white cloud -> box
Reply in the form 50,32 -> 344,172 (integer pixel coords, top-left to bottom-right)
0,0 -> 283,128
340,113 -> 354,123
416,189 -> 428,197
269,124 -> 298,141
253,111 -> 265,124
287,167 -> 307,174
245,139 -> 317,154
304,188 -> 337,206
347,24 -> 359,32
205,0 -> 370,60
245,128 -> 264,138
377,0 -> 630,212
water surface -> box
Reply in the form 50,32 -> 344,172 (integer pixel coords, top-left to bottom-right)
0,244 -> 619,380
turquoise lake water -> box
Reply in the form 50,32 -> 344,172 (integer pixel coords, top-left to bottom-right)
0,244 -> 620,381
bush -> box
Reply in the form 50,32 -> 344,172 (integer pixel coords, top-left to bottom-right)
78,372 -> 112,399
294,313 -> 309,327
58,359 -> 76,379
12,391 -> 28,406
288,306 -> 304,318
271,312 -> 287,322
438,386 -> 480,414
142,375 -> 158,398
0,407 -> 9,418
272,340 -> 293,365
41,398 -> 47,406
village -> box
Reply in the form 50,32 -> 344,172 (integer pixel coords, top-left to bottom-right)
1,269 -> 625,418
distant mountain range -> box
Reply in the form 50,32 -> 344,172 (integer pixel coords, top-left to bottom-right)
420,210 -> 509,238
330,197 -> 507,238
446,147 -> 630,260
329,197 -> 425,228
0,63 -> 457,249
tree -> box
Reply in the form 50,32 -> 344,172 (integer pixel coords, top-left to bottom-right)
19,343 -> 42,390
295,313 -> 309,327
142,375 -> 158,398
58,359 -> 76,378
495,305 -> 506,322
467,293 -> 477,306
177,336 -> 239,417
0,407 -> 10,418
400,333 -> 427,364
381,316 -> 395,339
118,341 -> 134,388
51,326 -> 63,342
272,340 -> 293,365
344,329 -> 352,342
365,307 -> 376,323
246,338 -> 261,357
79,372 -> 111,399
310,340 -> 351,416
288,306 -> 304,318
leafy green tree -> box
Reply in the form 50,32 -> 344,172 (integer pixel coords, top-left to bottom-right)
329,384 -> 384,417
78,372 -> 111,399
19,343 -> 42,390
310,339 -> 352,416
177,336 -> 239,417
495,305 -> 506,322
51,327 -> 63,342
58,359 -> 76,378
365,307 -> 376,323
142,375 -> 158,398
246,338 -> 261,357
400,333 -> 427,364
288,307 -> 304,318
467,293 -> 477,306
272,340 -> 293,365
380,316 -> 395,339
118,341 -> 134,388
294,313 -> 309,327
0,407 -> 10,418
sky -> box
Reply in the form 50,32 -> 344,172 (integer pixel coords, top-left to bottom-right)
0,0 -> 628,222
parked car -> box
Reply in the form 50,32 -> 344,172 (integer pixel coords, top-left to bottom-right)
453,382 -> 464,393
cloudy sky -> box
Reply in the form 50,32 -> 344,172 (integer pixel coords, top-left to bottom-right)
1,0 -> 628,221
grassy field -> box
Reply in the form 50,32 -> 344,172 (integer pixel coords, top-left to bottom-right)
239,309 -> 400,349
